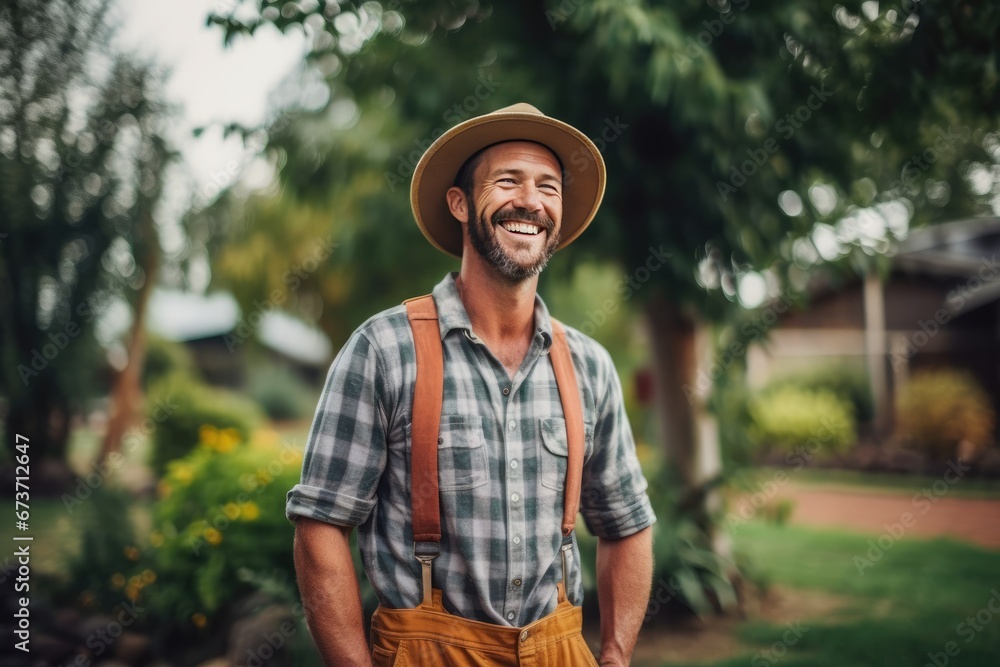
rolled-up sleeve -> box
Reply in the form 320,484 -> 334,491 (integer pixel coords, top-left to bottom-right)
580,347 -> 656,539
286,330 -> 387,527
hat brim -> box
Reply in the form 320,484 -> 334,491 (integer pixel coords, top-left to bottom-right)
411,110 -> 606,258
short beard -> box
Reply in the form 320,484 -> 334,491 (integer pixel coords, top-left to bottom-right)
466,201 -> 560,283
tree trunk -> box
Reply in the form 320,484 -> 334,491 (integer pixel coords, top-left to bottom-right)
646,294 -> 698,487
645,293 -> 728,555
98,243 -> 158,462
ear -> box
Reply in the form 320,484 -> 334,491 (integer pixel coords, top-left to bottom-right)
446,186 -> 469,223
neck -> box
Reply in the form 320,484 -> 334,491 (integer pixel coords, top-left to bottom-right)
456,260 -> 538,343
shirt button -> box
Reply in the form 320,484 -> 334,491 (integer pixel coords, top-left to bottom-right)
513,535 -> 521,545
510,460 -> 518,469
502,386 -> 510,395
513,578 -> 522,587
511,492 -> 520,503
507,612 -> 515,621
520,630 -> 529,642
507,420 -> 517,431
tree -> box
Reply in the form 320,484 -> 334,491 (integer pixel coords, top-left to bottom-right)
205,0 -> 999,537
0,0 -> 175,467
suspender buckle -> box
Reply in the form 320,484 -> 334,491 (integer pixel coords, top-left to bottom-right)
560,533 -> 574,592
414,541 -> 440,606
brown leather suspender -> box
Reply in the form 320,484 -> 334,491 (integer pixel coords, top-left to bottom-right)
549,318 -> 585,538
404,296 -> 444,547
404,294 -> 585,602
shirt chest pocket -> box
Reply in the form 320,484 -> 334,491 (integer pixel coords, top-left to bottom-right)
435,415 -> 490,491
539,417 -> 594,492
539,418 -> 570,492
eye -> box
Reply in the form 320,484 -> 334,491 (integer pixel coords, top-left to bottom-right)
497,177 -> 517,184
540,183 -> 561,193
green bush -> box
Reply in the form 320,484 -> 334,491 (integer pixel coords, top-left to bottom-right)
749,386 -> 856,456
768,364 -> 874,423
895,369 -> 995,460
712,379 -> 756,469
57,488 -> 157,615
149,430 -> 302,629
245,361 -> 316,421
147,375 -> 264,475
142,335 -> 195,389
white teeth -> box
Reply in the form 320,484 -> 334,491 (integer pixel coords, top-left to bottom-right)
501,222 -> 540,235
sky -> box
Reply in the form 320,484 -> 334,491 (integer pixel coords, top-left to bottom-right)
113,0 -> 308,208
98,1 -> 327,352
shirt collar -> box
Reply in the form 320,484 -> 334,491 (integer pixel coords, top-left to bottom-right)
430,272 -> 554,348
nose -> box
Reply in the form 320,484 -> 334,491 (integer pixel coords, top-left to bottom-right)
512,182 -> 544,214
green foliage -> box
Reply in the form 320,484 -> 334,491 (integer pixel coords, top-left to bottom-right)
760,498 -> 795,526
206,0 -> 1000,327
768,363 -> 874,423
148,431 -> 301,628
644,468 -> 740,618
142,335 -> 196,390
0,0 -> 176,459
147,375 -> 263,475
245,361 -> 316,421
58,488 -> 156,615
749,386 -> 856,456
895,369 -> 996,461
709,363 -> 757,470
648,515 -> 741,619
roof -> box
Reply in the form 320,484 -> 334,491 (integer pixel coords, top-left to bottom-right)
895,217 -> 1000,279
147,289 -> 332,366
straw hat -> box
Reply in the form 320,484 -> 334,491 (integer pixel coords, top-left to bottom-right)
410,103 -> 606,258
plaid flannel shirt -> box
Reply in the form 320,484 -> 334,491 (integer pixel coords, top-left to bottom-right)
286,272 -> 655,626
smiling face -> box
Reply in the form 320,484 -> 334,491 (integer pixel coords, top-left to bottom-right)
449,141 -> 564,283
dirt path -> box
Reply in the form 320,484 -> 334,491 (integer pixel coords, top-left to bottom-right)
774,483 -> 1000,549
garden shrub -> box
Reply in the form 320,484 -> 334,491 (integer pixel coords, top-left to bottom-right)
147,374 -> 263,475
895,369 -> 995,460
149,429 -> 302,630
767,364 -> 874,423
749,386 -> 856,456
57,487 -> 157,616
142,335 -> 195,389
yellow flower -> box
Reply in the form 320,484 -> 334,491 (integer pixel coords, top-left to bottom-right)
149,530 -> 165,548
204,527 -> 223,546
174,464 -> 194,485
239,501 -> 260,521
199,424 -> 219,447
110,573 -> 125,589
141,569 -> 157,585
215,428 -> 239,453
125,583 -> 141,602
123,546 -> 140,561
223,502 -> 241,520
192,612 -> 207,629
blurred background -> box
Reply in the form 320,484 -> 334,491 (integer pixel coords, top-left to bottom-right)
2,0 -> 1000,665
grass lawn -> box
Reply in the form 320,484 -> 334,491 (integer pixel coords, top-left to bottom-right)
656,522 -> 1000,666
736,466 -> 1000,499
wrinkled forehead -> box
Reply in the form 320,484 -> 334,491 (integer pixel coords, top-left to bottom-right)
476,140 -> 564,179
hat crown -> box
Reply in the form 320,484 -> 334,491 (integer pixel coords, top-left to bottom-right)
489,102 -> 544,117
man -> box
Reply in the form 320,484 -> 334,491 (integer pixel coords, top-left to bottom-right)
287,103 -> 655,666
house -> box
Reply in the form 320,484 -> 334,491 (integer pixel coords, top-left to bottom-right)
146,289 -> 332,387
747,217 -> 1000,436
